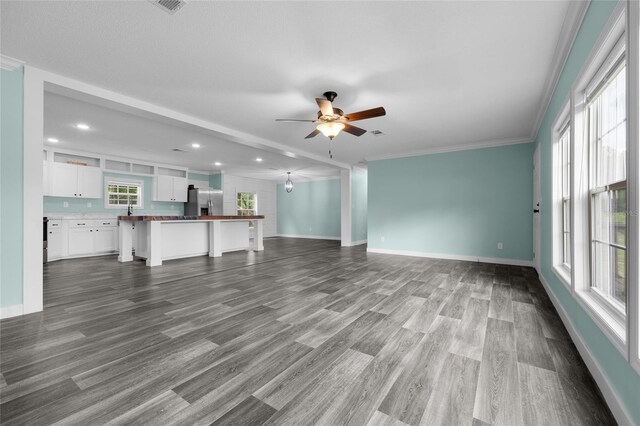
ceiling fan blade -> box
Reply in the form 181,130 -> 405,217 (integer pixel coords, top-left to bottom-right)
305,129 -> 320,139
316,98 -> 334,117
275,119 -> 316,122
344,106 -> 386,122
342,123 -> 367,137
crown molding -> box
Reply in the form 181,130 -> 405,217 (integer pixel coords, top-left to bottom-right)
529,0 -> 591,142
0,55 -> 25,71
364,136 -> 532,162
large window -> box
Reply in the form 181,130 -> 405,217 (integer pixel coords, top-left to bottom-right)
554,116 -> 572,272
587,56 -> 627,314
106,180 -> 142,208
237,192 -> 257,216
561,124 -> 572,268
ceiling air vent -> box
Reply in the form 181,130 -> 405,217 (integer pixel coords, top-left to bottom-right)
370,130 -> 385,136
149,0 -> 186,15
172,148 -> 187,153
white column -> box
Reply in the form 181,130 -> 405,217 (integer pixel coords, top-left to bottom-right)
145,221 -> 162,267
23,65 -> 44,314
118,220 -> 134,262
209,220 -> 222,258
341,168 -> 352,247
253,219 -> 264,251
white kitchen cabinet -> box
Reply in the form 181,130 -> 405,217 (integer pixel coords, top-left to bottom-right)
155,175 -> 187,202
49,163 -> 102,198
78,167 -> 103,198
43,162 -> 50,196
48,228 -> 66,260
47,219 -> 119,261
68,227 -> 95,256
172,177 -> 188,202
95,220 -> 118,253
50,163 -> 79,197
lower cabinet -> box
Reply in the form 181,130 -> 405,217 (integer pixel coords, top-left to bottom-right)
48,219 -> 119,261
94,226 -> 118,253
48,228 -> 66,260
68,227 -> 95,256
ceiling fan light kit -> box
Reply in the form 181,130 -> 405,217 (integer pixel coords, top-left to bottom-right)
276,91 -> 386,157
317,122 -> 345,140
285,172 -> 294,193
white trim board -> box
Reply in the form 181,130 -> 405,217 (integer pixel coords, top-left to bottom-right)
275,234 -> 341,241
366,248 -> 534,267
0,304 -> 24,319
365,137 -> 532,162
0,55 -> 24,71
538,274 -> 633,426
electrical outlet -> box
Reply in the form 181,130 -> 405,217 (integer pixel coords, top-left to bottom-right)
151,204 -> 155,209
309,227 -> 312,231
497,242 -> 503,250
87,202 -> 92,208
170,205 -> 175,209
63,201 -> 69,208
381,236 -> 385,243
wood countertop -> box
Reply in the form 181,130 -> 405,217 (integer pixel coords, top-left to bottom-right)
118,215 -> 265,221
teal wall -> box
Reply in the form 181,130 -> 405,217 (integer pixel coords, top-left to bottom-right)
351,169 -> 367,243
277,178 -> 341,238
209,172 -> 223,190
188,172 -> 210,182
535,1 -> 640,423
368,143 -> 534,261
0,67 -> 24,308
44,172 -> 184,215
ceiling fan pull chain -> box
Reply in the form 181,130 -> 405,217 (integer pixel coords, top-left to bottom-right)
329,141 -> 333,159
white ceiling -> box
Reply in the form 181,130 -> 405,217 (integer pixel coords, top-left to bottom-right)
43,90 -> 341,181
3,1 -> 574,167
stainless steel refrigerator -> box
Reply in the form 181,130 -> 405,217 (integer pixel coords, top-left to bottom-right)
184,186 -> 223,216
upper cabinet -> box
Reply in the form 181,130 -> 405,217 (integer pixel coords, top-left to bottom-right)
155,175 -> 188,202
43,149 -> 190,203
45,153 -> 102,198
154,168 -> 188,202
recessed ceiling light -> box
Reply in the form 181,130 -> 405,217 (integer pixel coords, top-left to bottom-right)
75,123 -> 90,130
256,158 -> 263,162
214,162 -> 222,166
47,138 -> 59,143
191,143 -> 200,148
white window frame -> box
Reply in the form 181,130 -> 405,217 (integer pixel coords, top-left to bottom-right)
552,100 -> 573,287
627,0 -> 640,375
104,178 -> 144,209
236,192 -> 257,216
572,5 -> 628,357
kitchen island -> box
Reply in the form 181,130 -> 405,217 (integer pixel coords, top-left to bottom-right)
117,215 -> 264,267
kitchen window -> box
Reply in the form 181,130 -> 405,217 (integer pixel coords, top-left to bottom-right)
237,192 -> 257,216
106,180 -> 143,208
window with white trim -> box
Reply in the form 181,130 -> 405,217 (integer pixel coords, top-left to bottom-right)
106,181 -> 143,208
553,110 -> 572,282
587,56 -> 628,314
236,192 -> 257,216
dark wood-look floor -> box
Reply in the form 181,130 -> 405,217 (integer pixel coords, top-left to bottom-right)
0,238 -> 615,425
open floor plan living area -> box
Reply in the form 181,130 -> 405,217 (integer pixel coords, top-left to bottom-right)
1,1 -> 639,425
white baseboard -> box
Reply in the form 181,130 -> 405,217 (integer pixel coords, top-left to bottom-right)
351,239 -> 367,246
276,234 -> 341,241
0,304 -> 24,319
538,274 -> 633,426
366,247 -> 533,267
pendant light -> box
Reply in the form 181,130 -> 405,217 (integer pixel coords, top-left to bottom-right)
285,172 -> 294,193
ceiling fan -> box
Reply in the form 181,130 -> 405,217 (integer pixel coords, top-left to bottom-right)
276,91 -> 386,141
